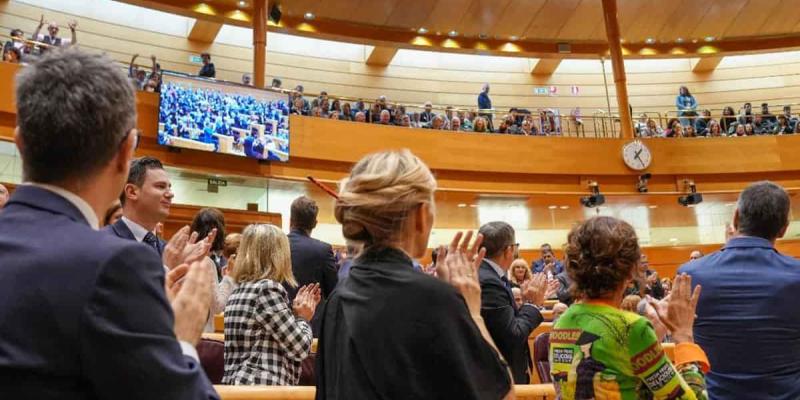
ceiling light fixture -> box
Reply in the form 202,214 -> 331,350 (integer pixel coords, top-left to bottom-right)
457,203 -> 467,208
417,27 -> 428,34
648,205 -> 658,209
448,30 -> 458,37
560,205 -> 570,210
645,37 -> 656,44
509,35 -> 519,41
548,205 -> 558,210
238,0 -> 247,7
704,36 -> 715,42
304,12 -> 315,20
676,37 -> 684,43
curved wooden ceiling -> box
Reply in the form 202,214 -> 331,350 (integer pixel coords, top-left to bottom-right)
122,0 -> 800,57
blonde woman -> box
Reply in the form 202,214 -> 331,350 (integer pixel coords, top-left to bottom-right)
223,224 -> 321,386
508,258 -> 532,288
473,116 -> 489,133
317,150 -> 513,399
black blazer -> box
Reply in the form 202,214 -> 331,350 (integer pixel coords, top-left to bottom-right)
478,261 -> 544,384
0,186 -> 218,399
104,217 -> 166,256
288,230 -> 339,335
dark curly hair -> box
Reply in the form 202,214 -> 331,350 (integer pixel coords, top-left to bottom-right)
565,216 -> 641,300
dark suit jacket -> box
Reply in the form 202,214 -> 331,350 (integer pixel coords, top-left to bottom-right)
478,261 -> 543,384
104,217 -> 166,256
288,230 -> 339,335
0,186 -> 218,400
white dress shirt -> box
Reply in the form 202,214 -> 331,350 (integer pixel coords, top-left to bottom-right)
484,258 -> 507,279
121,216 -> 150,242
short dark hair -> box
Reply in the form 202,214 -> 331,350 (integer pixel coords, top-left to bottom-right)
201,52 -> 211,59
10,29 -> 23,38
190,208 -> 226,252
479,221 -> 515,259
271,77 -> 282,87
290,196 -> 318,232
15,48 -> 136,183
120,157 -> 164,204
737,181 -> 790,240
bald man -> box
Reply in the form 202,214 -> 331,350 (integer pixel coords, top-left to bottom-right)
33,15 -> 77,48
0,184 -> 9,209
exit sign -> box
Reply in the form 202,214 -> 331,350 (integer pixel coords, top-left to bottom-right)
189,55 -> 203,64
208,178 -> 228,187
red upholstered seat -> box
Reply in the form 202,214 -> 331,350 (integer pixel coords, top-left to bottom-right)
198,337 -> 225,384
533,332 -> 551,384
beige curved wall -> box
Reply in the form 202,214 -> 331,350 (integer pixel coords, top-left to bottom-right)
4,0 -> 800,119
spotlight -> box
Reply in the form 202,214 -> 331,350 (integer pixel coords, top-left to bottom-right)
678,180 -> 703,207
580,181 -> 606,208
637,173 -> 652,193
304,12 -> 315,21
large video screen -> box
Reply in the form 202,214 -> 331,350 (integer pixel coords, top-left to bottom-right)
158,73 -> 290,162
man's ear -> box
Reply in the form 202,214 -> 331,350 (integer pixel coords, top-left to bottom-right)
732,209 -> 740,232
778,221 -> 789,240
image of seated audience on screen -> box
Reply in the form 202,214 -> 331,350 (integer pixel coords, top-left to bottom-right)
158,73 -> 290,162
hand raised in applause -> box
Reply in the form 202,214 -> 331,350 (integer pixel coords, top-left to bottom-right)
68,20 -> 78,31
293,283 -> 321,321
649,273 -> 701,344
544,277 -> 560,300
38,14 -> 45,28
167,261 -> 214,345
521,273 -> 548,307
163,226 -> 216,270
435,231 -> 486,316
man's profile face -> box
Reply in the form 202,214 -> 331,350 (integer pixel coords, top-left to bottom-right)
132,168 -> 173,221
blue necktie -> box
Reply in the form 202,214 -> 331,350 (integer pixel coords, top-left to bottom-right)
142,232 -> 160,255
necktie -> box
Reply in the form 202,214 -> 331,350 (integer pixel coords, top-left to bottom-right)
501,275 -> 512,290
142,232 -> 160,254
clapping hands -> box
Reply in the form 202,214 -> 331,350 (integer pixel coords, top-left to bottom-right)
435,231 -> 486,316
292,283 -> 321,321
648,273 -> 701,344
163,226 -> 217,270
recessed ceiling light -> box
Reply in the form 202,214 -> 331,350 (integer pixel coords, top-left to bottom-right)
469,204 -> 477,208
237,0 -> 246,6
509,35 -> 519,41
457,203 -> 467,208
648,205 -> 658,209
669,238 -> 679,242
548,205 -> 558,210
691,38 -> 699,43
704,36 -> 715,42
645,37 -> 655,44
676,37 -> 684,43
560,205 -> 569,210
417,27 -> 428,34
304,12 -> 315,20
620,38 -> 626,43
448,30 -> 458,37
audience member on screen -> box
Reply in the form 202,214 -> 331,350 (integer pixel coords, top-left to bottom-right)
287,196 -> 338,336
102,199 -> 123,227
316,150 -> 513,399
198,52 -> 216,78
105,156 -> 172,257
0,183 -> 8,209
679,181 -> 800,400
223,223 -> 320,385
550,216 -> 708,399
478,221 -> 552,384
0,47 -> 218,399
32,14 -> 77,48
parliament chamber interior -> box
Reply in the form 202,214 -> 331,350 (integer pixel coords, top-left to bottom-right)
3,0 -> 800,399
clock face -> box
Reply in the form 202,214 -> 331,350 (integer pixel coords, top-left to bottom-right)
622,141 -> 652,171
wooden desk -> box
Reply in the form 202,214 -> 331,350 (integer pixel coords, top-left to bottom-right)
213,384 -> 556,399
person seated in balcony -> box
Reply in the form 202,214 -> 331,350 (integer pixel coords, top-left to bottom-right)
760,103 -> 777,123
675,86 -> 697,127
640,119 -> 663,138
450,117 -> 461,131
732,124 -> 746,137
443,106 -> 455,130
377,109 -> 392,125
707,120 -> 724,137
753,115 -> 775,135
666,123 -> 685,138
328,111 -> 340,121
429,115 -> 445,130
329,99 -> 342,116
197,53 -> 215,78
2,46 -> 21,64
684,124 -> 698,138
399,114 -> 411,127
3,28 -> 30,61
497,115 -> 516,134
782,105 -> 797,131
392,106 -> 406,125
368,103 -> 381,123
634,113 -> 649,136
291,97 -> 307,116
420,101 -> 435,126
270,77 -> 282,89
33,15 -> 77,49
354,111 -> 366,123
738,102 -> 754,126
744,123 -> 755,136
519,119 -> 536,136
310,106 -> 322,118
694,109 -> 712,136
376,95 -> 389,110
775,115 -> 794,135
340,102 -> 354,121
473,116 -> 489,133
720,106 -> 737,134
460,111 -> 474,131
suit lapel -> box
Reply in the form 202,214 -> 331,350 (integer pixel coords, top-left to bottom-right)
111,219 -> 137,241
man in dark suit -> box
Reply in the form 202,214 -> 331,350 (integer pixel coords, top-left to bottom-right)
0,48 -> 218,399
287,196 -> 338,335
105,156 -> 172,257
679,181 -> 800,400
478,221 -> 549,384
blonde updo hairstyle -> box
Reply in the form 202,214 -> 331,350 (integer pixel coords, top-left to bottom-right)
335,150 -> 437,250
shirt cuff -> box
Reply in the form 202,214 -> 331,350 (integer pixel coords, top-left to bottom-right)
674,342 -> 710,373
179,340 -> 199,363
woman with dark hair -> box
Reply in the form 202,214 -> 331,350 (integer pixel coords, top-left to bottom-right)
103,199 -> 123,227
676,86 -> 698,127
720,106 -> 737,135
549,216 -> 709,399
190,207 -> 228,332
